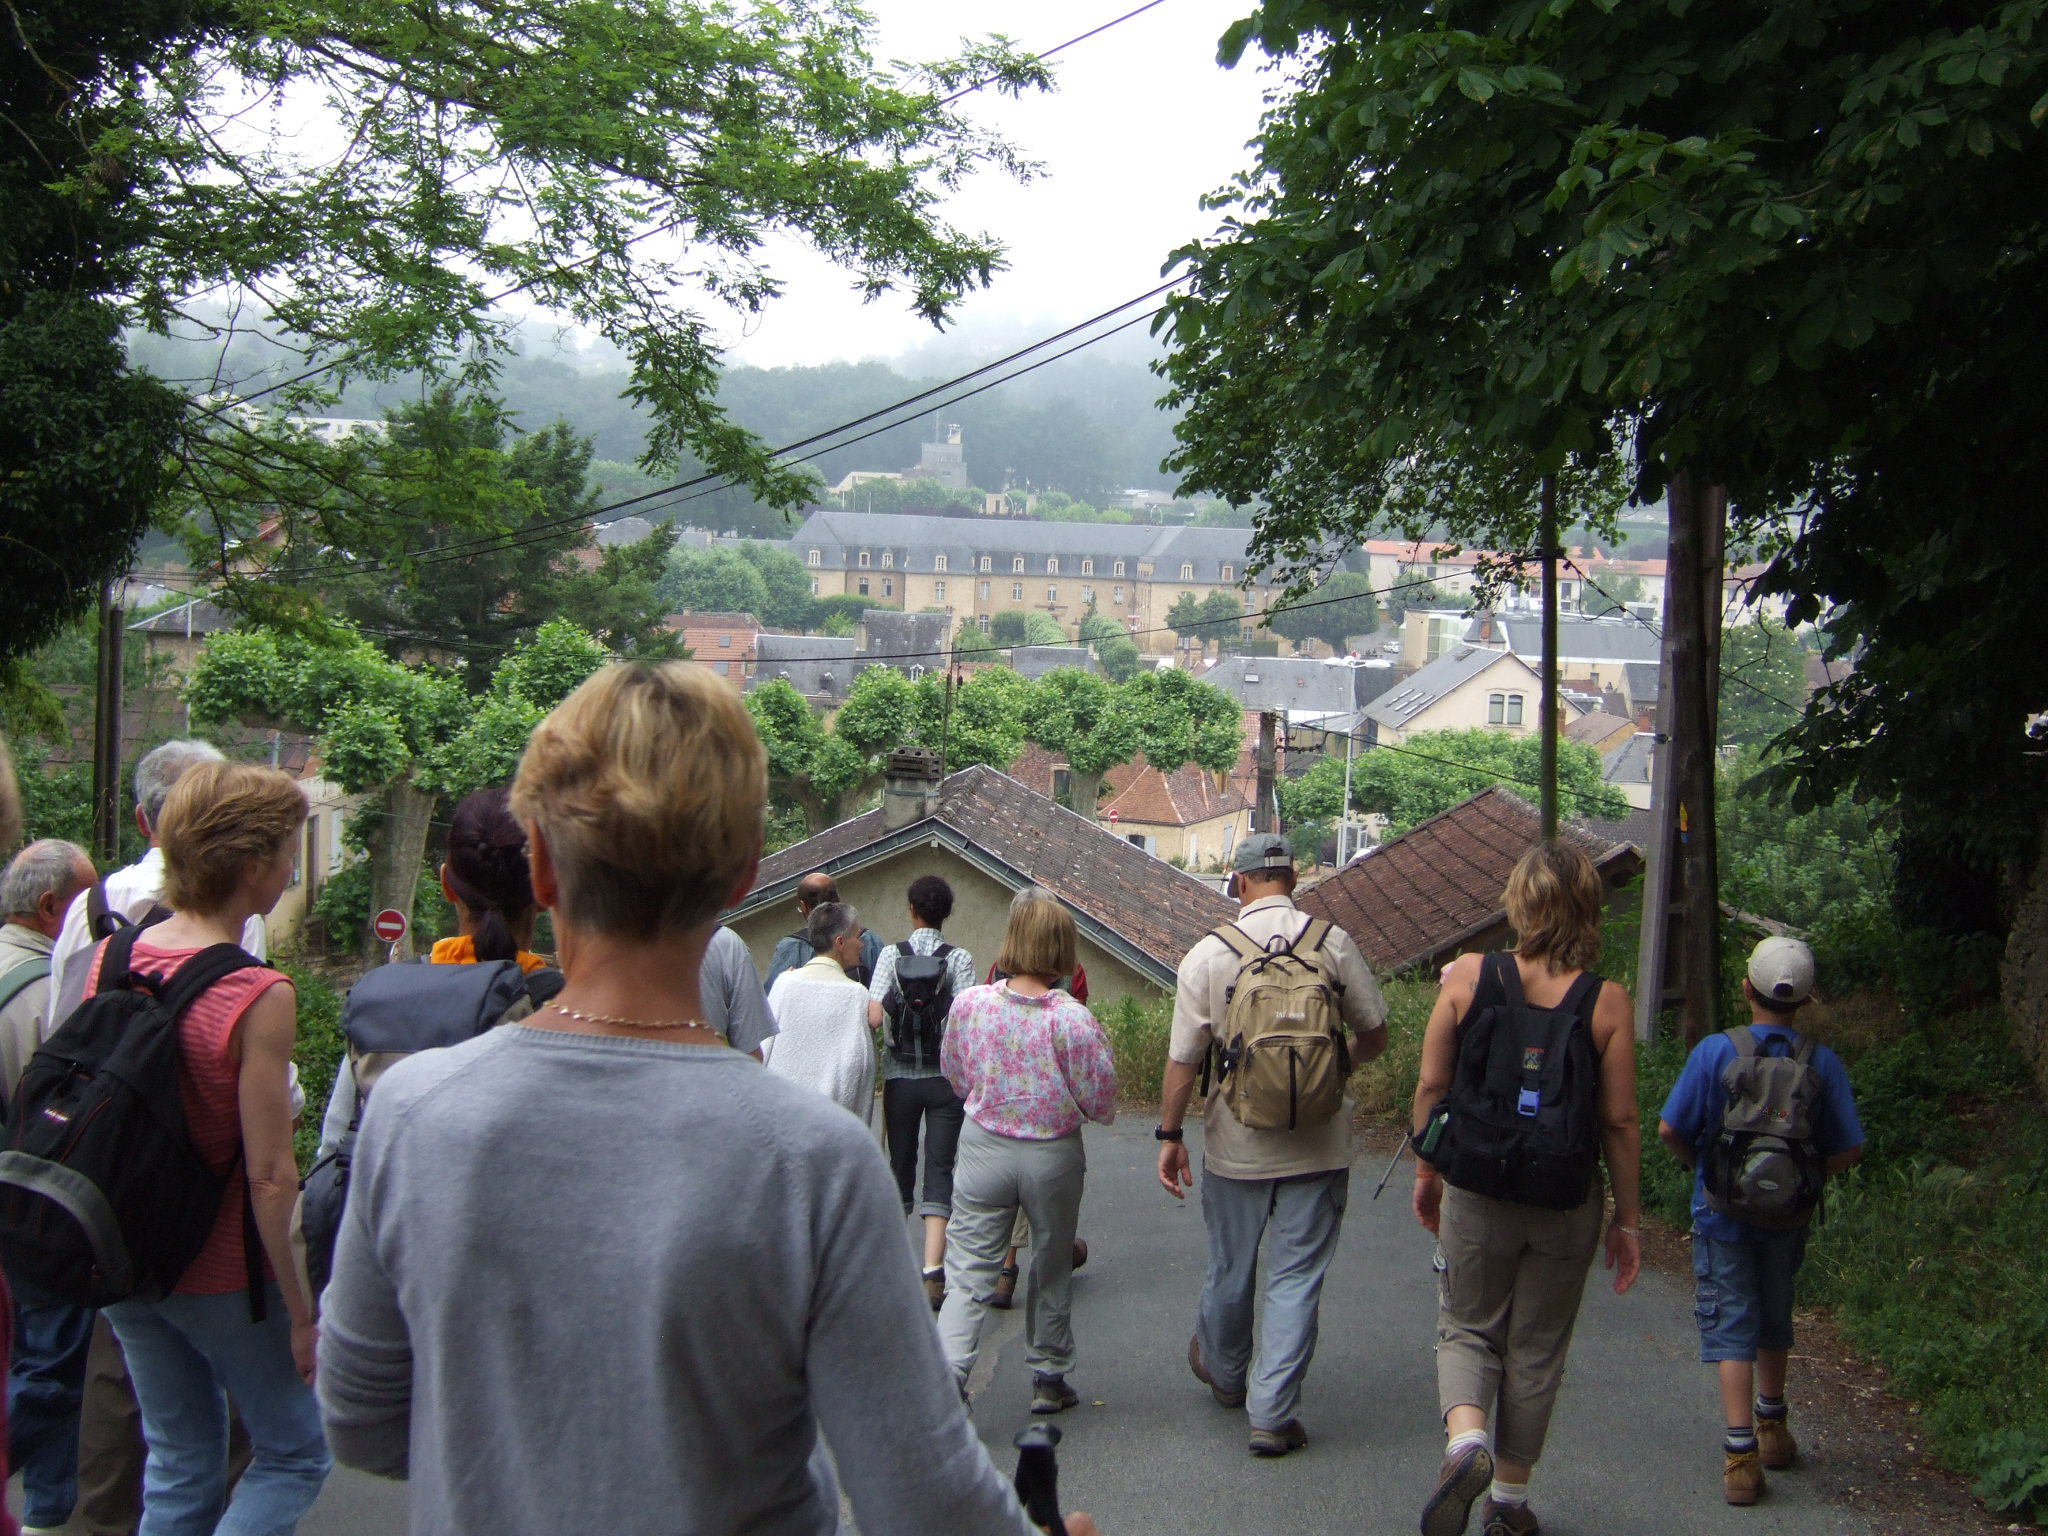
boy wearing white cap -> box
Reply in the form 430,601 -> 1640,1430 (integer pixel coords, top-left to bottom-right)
1657,936 -> 1865,1507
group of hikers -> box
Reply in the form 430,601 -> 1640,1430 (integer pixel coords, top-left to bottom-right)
0,659 -> 1864,1536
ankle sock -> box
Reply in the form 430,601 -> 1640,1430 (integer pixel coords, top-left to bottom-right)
1448,1428 -> 1491,1460
1726,1425 -> 1758,1454
1490,1479 -> 1529,1508
1756,1394 -> 1787,1421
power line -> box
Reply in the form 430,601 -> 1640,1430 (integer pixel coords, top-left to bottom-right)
251,279 -> 1187,582
188,0 -> 1182,425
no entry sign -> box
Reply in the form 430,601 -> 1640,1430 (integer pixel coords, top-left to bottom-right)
372,908 -> 408,944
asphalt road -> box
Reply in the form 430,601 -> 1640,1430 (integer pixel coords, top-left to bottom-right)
295,1115 -> 1878,1535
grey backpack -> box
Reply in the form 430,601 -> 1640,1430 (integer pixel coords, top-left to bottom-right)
1700,1027 -> 1828,1228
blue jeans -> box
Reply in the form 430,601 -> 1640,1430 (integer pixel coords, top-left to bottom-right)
1196,1167 -> 1349,1431
6,1282 -> 96,1527
105,1285 -> 330,1536
1693,1229 -> 1809,1362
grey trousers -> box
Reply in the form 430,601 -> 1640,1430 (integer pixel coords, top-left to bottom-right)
1195,1166 -> 1350,1432
1434,1182 -> 1603,1466
938,1120 -> 1086,1380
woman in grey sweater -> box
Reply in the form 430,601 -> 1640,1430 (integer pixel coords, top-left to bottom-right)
316,661 -> 1097,1536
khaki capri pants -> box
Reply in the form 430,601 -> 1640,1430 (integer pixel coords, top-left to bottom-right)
1435,1183 -> 1603,1466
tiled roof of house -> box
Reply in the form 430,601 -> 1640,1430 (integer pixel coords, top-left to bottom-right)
734,765 -> 1236,982
1566,709 -> 1635,748
1098,762 -> 1249,830
666,611 -> 761,631
1296,786 -> 1637,974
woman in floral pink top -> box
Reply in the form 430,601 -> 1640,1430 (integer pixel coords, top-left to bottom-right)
936,888 -> 1116,1416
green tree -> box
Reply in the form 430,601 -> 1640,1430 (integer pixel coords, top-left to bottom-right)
1264,571 -> 1379,654
552,528 -> 687,661
187,620 -> 606,949
1279,755 -> 1350,860
5,0 -> 1053,650
660,546 -> 771,618
1718,620 -> 1810,751
1198,590 -> 1248,657
1019,611 -> 1068,649
738,543 -> 818,631
1158,0 -> 2048,935
1022,670 -> 1139,814
990,611 -> 1032,647
953,623 -> 998,657
1352,730 -> 1624,836
1165,592 -> 1207,653
1581,574 -> 1647,619
811,594 -> 877,633
1095,632 -> 1142,683
1077,611 -> 1124,646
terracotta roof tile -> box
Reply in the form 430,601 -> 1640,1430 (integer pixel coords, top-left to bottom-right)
1296,787 -> 1636,974
1098,762 -> 1249,829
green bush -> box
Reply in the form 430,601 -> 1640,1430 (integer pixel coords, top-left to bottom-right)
1099,994 -> 1173,1103
313,857 -> 453,955
284,962 -> 346,1172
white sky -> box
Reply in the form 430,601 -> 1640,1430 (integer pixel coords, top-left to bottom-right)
711,0 -> 1274,368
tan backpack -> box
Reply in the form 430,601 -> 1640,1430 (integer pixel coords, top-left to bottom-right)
1211,918 -> 1349,1131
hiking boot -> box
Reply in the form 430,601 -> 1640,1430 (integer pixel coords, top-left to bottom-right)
1072,1236 -> 1090,1270
1187,1333 -> 1247,1409
1477,1498 -> 1540,1536
1757,1416 -> 1797,1469
1248,1419 -> 1308,1457
1030,1373 -> 1079,1415
1420,1442 -> 1494,1536
922,1268 -> 945,1312
1724,1447 -> 1765,1505
989,1265 -> 1019,1310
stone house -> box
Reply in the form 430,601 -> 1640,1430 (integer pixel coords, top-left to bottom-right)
1358,646 -> 1549,746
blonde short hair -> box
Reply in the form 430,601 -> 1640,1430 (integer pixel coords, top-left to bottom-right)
511,662 -> 765,939
157,762 -> 308,914
997,887 -> 1077,982
1503,841 -> 1604,973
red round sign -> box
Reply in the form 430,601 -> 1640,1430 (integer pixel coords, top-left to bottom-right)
372,908 -> 408,944
1107,810 -> 1119,824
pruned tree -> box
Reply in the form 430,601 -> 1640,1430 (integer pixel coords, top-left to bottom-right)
1264,571 -> 1379,654
1023,666 -> 1245,816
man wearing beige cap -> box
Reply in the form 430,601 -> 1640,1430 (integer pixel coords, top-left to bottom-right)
1657,935 -> 1865,1508
1155,832 -> 1388,1457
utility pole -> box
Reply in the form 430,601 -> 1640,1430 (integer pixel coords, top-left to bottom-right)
1538,474 -> 1560,840
1253,710 -> 1278,834
90,580 -> 125,866
1635,468 -> 1727,1045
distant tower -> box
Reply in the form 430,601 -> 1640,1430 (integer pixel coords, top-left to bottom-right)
913,422 -> 969,490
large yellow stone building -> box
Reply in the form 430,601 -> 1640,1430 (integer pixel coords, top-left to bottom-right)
786,508 -> 1283,656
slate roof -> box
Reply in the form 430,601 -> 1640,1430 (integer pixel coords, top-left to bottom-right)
1602,732 -> 1657,787
1202,656 -> 1357,716
731,765 -> 1236,984
754,634 -> 860,699
1472,613 -> 1664,666
1011,646 -> 1097,680
1622,662 -> 1662,711
859,609 -> 949,670
1361,646 -> 1535,731
1296,787 -> 1638,974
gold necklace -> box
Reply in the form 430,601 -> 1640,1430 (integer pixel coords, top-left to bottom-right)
545,1004 -> 723,1036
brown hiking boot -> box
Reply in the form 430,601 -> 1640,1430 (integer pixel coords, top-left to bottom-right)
1248,1419 -> 1307,1457
988,1265 -> 1018,1309
1477,1498 -> 1540,1536
1420,1442 -> 1493,1536
1757,1416 -> 1797,1469
1187,1333 -> 1246,1409
1724,1447 -> 1766,1505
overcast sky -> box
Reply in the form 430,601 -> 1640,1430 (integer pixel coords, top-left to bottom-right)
708,0 -> 1274,369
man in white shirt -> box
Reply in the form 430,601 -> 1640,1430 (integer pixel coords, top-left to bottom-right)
45,740 -> 268,1036
1156,833 -> 1389,1459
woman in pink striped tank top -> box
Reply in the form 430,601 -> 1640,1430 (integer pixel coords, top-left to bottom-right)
93,762 -> 329,1536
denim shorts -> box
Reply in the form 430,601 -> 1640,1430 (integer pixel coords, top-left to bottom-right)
1693,1228 -> 1809,1362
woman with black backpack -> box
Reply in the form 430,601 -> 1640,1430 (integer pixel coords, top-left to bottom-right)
1410,842 -> 1642,1536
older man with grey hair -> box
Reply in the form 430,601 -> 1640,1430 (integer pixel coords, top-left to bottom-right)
44,738 -> 269,1035
0,839 -> 95,1106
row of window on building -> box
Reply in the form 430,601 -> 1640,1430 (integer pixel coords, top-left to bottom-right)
811,548 -> 1230,583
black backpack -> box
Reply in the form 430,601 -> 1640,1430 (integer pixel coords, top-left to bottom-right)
0,927 -> 263,1310
882,941 -> 956,1070
1423,953 -> 1605,1210
297,959 -> 563,1296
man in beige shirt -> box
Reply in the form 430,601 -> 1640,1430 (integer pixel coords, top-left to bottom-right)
1156,832 -> 1388,1457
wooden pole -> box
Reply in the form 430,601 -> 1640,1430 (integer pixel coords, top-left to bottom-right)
90,581 -> 125,866
1253,710 -> 1278,834
1664,467 -> 1728,1046
1633,627 -> 1679,1043
1539,474 -> 1559,841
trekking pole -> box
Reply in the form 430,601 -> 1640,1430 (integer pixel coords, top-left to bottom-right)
1012,1424 -> 1068,1536
1371,1130 -> 1412,1199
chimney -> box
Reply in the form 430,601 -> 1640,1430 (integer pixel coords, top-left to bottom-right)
881,745 -> 943,832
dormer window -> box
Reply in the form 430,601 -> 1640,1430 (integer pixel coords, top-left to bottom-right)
1180,562 -> 1194,580
1114,560 -> 1126,577
1082,559 -> 1094,575
1012,556 -> 1025,573
1047,557 -> 1059,576
1221,564 -> 1233,582
935,554 -> 949,572
979,556 -> 991,572
881,551 -> 894,569
806,549 -> 821,567
858,551 -> 871,568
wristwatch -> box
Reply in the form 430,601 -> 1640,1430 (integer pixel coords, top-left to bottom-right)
1154,1125 -> 1184,1142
